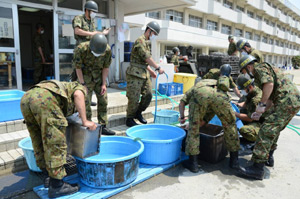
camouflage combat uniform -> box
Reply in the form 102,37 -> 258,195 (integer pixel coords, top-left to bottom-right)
181,79 -> 240,156
72,14 -> 95,45
251,62 -> 300,163
249,48 -> 264,63
202,68 -> 237,89
126,35 -> 152,118
239,87 -> 262,142
228,41 -> 237,56
171,54 -> 179,72
20,80 -> 86,179
72,42 -> 112,125
33,33 -> 45,83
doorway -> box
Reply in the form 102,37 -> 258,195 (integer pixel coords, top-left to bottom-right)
18,6 -> 53,90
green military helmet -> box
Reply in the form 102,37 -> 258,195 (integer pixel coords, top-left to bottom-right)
147,21 -> 160,35
237,74 -> 253,90
89,34 -> 107,54
239,55 -> 257,72
228,35 -> 234,40
172,47 -> 179,54
220,64 -> 232,77
236,39 -> 248,51
84,0 -> 98,12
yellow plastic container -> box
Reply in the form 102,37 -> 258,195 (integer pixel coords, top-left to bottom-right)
174,73 -> 197,93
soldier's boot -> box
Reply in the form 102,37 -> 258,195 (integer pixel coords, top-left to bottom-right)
229,151 -> 241,170
48,177 -> 79,198
91,102 -> 97,106
182,155 -> 200,173
126,118 -> 138,127
102,125 -> 116,135
135,111 -> 147,124
239,162 -> 265,180
265,150 -> 275,167
41,169 -> 49,188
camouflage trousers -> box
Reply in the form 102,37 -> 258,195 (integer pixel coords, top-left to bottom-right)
20,87 -> 67,179
85,80 -> 108,125
33,60 -> 43,84
126,74 -> 152,118
252,99 -> 300,163
239,122 -> 261,142
185,88 -> 240,155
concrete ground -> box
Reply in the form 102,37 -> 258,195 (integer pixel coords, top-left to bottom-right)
110,68 -> 300,199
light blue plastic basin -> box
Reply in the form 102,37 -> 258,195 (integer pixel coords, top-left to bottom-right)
0,90 -> 25,122
152,109 -> 179,124
18,137 -> 41,172
75,136 -> 144,189
126,124 -> 186,165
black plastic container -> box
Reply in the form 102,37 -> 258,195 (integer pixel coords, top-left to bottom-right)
199,124 -> 228,163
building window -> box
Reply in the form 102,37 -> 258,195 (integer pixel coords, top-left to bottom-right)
223,0 -> 233,9
207,20 -> 218,31
274,56 -> 277,64
221,24 -> 231,34
264,18 -> 269,25
234,28 -> 243,37
280,41 -> 284,47
275,40 -> 279,46
166,10 -> 183,23
146,12 -> 160,19
254,34 -> 261,41
268,55 -> 272,63
256,15 -> 262,21
247,10 -> 254,18
235,5 -> 244,12
279,56 -> 282,65
282,27 -> 286,31
189,15 -> 202,28
290,44 -> 292,49
269,38 -> 274,44
262,36 -> 268,43
270,21 -> 275,27
245,31 -> 252,40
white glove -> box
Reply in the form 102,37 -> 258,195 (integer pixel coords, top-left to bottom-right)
256,102 -> 266,113
251,112 -> 262,121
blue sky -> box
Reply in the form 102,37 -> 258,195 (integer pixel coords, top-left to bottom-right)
288,0 -> 300,10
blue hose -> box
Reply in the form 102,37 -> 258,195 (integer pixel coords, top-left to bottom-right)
154,72 -> 168,123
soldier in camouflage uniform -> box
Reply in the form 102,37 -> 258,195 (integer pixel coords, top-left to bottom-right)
235,74 -> 262,142
125,21 -> 164,127
238,55 -> 300,180
72,0 -> 110,46
73,34 -> 115,135
203,64 -> 241,98
179,78 -> 241,173
20,80 -> 97,198
227,35 -> 238,56
236,39 -> 264,63
33,23 -> 46,84
171,47 -> 180,72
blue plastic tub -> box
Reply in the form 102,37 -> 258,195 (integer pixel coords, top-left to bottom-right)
0,90 -> 25,122
126,124 -> 186,165
18,137 -> 42,172
152,109 -> 179,124
75,136 -> 144,189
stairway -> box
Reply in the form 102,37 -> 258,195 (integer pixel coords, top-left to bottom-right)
0,88 -> 183,176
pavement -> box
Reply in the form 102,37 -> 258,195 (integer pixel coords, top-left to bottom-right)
1,68 -> 300,199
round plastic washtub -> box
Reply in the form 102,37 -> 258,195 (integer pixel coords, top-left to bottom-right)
18,137 -> 42,172
126,124 -> 186,165
151,109 -> 179,124
75,136 -> 144,189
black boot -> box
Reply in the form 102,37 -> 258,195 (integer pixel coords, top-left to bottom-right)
135,111 -> 147,124
265,150 -> 275,167
182,155 -> 200,173
102,125 -> 116,135
239,162 -> 265,180
126,118 -> 138,127
48,177 -> 79,198
91,101 -> 97,106
41,169 -> 49,188
229,151 -> 241,170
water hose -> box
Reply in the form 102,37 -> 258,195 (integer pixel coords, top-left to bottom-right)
154,72 -> 168,123
287,124 -> 300,136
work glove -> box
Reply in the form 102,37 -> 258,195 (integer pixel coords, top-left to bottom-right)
251,112 -> 262,121
256,102 -> 266,113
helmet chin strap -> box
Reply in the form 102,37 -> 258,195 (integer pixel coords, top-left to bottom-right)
245,67 -> 254,78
